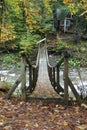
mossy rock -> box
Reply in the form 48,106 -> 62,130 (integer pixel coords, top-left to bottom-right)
0,81 -> 10,92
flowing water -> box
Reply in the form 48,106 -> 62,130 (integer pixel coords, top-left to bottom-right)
0,53 -> 87,98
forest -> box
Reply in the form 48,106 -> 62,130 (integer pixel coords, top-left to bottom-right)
0,0 -> 87,65
0,0 -> 87,130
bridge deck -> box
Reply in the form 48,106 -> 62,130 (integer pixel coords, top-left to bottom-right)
29,47 -> 61,98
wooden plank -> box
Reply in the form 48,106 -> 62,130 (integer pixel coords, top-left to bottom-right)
64,57 -> 68,105
5,74 -> 23,99
68,77 -> 82,105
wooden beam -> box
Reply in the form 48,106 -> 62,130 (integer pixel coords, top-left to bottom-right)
68,77 -> 82,105
5,74 -> 23,99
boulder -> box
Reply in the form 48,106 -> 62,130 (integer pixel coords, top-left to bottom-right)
0,81 -> 10,92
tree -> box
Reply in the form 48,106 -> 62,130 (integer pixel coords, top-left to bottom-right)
0,0 -> 19,44
63,0 -> 87,16
63,0 -> 87,42
23,0 -> 56,36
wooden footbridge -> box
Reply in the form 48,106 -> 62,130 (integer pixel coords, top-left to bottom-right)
6,38 -> 82,105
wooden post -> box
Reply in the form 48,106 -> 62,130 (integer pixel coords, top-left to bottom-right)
48,67 -> 52,82
36,67 -> 38,82
52,67 -> 56,87
56,66 -> 60,88
21,56 -> 26,101
32,67 -> 36,90
56,66 -> 63,93
64,56 -> 69,105
29,65 -> 32,92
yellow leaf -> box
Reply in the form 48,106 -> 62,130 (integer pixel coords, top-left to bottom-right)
64,121 -> 68,126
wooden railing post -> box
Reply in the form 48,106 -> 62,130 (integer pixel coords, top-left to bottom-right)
56,66 -> 60,88
32,67 -> 37,89
21,55 -> 26,101
29,65 -> 33,93
64,53 -> 69,105
48,67 -> 52,80
52,67 -> 56,88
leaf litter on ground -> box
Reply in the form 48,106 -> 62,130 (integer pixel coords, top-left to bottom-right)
0,92 -> 87,130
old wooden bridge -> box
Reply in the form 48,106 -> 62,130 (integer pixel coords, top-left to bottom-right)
6,38 -> 82,105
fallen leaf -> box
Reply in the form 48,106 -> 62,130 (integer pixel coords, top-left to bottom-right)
64,121 -> 68,126
3,125 -> 13,130
50,114 -> 58,121
34,123 -> 39,127
76,124 -> 87,130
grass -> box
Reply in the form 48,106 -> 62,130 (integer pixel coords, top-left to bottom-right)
0,53 -> 21,68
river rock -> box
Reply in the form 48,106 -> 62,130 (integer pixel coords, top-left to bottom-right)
0,81 -> 10,92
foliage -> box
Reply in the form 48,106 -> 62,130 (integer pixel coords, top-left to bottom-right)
69,58 -> 80,67
20,32 -> 40,55
0,0 -> 22,44
1,53 -> 21,67
0,0 -> 58,51
54,38 -> 87,67
24,0 -> 56,36
63,0 -> 87,17
0,25 -> 16,43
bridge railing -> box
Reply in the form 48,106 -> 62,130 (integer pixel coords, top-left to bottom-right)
46,43 -> 64,94
45,41 -> 82,105
5,38 -> 46,100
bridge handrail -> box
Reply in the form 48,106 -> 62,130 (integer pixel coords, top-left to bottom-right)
45,42 -> 64,68
25,38 -> 46,68
45,41 -> 64,95
24,38 -> 47,94
5,38 -> 46,99
45,41 -> 82,105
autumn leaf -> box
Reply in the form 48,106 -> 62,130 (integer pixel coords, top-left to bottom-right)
76,124 -> 87,130
64,120 -> 68,126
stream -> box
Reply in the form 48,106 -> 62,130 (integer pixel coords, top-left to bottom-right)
0,65 -> 87,98
60,67 -> 87,98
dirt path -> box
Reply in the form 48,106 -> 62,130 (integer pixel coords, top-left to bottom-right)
29,47 -> 60,98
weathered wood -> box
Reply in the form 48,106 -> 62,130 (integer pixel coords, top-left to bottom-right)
32,67 -> 37,88
64,57 -> 68,105
68,77 -> 82,105
52,67 -> 56,87
48,67 -> 52,82
5,55 -> 27,99
56,66 -> 59,87
56,66 -> 64,93
21,56 -> 26,101
29,65 -> 32,92
5,74 -> 23,99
